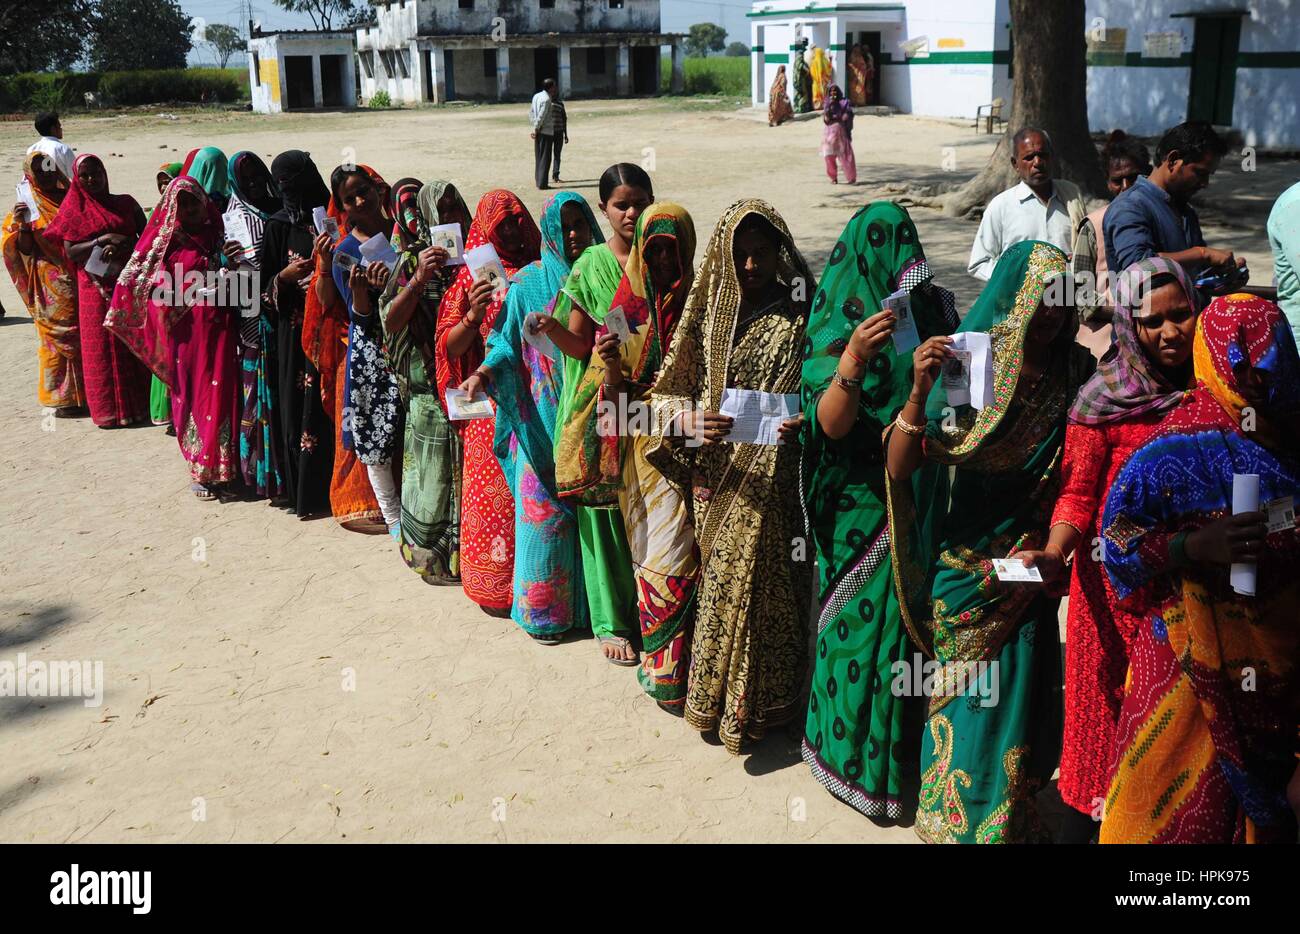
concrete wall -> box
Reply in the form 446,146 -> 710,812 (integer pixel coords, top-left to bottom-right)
371,0 -> 659,37
248,33 -> 357,114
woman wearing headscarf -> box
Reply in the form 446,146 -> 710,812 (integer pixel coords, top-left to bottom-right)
459,192 -> 603,642
180,147 -> 231,212
107,176 -> 243,497
847,44 -> 872,106
147,161 -> 185,429
1099,295 -> 1300,844
810,46 -> 833,109
259,150 -> 335,517
639,199 -> 814,752
767,65 -> 794,127
557,203 -> 697,695
792,42 -> 812,114
1013,257 -> 1202,842
821,85 -> 856,185
800,202 -> 959,820
378,179 -> 471,582
436,190 -> 542,614
3,148 -> 82,415
46,153 -> 150,428
226,151 -> 285,499
885,241 -> 1095,843
317,163 -> 398,534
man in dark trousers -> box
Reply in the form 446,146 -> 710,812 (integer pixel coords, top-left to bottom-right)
529,79 -> 560,190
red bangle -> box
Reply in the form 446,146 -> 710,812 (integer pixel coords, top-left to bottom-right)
843,346 -> 867,367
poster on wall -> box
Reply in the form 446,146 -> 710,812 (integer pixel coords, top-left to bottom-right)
1142,31 -> 1184,59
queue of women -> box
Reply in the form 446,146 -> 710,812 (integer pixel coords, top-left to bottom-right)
4,139 -> 1297,845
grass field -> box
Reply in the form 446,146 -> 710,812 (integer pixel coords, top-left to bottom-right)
660,54 -> 750,96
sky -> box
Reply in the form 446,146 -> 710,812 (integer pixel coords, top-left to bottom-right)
178,0 -> 753,65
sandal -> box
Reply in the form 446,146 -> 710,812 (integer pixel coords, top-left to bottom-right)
53,406 -> 87,419
598,635 -> 640,667
530,632 -> 563,646
191,483 -> 218,501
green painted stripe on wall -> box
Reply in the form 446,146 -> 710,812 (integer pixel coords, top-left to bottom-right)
752,44 -> 765,52
747,4 -> 905,18
1086,50 -> 1300,68
878,50 -> 1010,65
765,53 -> 790,64
829,43 -> 846,51
1237,51 -> 1300,68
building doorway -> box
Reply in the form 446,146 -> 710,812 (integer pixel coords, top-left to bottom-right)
534,47 -> 559,90
320,54 -> 345,107
284,55 -> 314,110
445,49 -> 456,100
1187,14 -> 1242,125
848,30 -> 882,106
632,46 -> 658,93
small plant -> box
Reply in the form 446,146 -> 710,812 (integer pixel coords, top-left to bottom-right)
369,90 -> 391,109
28,78 -> 70,113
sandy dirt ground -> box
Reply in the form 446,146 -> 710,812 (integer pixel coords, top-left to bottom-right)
0,98 -> 1290,843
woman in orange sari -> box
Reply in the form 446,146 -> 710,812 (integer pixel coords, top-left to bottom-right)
305,165 -> 388,533
2,147 -> 82,414
435,190 -> 542,614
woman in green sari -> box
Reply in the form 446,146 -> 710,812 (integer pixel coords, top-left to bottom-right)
885,240 -> 1094,843
378,178 -> 472,583
149,161 -> 183,428
547,163 -> 652,663
800,202 -> 958,820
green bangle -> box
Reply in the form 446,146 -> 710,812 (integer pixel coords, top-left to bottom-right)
1169,532 -> 1189,567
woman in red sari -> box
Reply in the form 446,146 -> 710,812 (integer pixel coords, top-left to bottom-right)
303,165 -> 388,533
436,190 -> 541,614
107,176 -> 243,497
46,154 -> 150,427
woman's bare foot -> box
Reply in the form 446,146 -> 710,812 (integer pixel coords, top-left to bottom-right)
598,635 -> 639,667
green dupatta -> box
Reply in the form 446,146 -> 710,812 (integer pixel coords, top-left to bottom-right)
551,242 -> 624,454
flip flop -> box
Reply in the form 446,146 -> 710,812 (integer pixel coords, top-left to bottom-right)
598,635 -> 640,667
530,632 -> 563,646
191,483 -> 218,501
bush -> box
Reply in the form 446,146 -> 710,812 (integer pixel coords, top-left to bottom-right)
0,68 -> 248,112
660,55 -> 749,96
369,89 -> 392,109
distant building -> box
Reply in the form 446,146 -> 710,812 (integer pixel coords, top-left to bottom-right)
356,0 -> 685,104
750,0 -> 1300,148
247,27 -> 358,114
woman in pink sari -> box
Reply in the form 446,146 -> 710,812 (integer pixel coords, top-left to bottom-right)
45,154 -> 150,427
108,176 -> 243,498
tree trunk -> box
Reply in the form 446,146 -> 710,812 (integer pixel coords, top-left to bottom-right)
944,0 -> 1105,217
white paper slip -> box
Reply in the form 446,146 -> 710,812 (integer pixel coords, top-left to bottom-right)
603,305 -> 632,343
883,289 -> 919,355
943,332 -> 993,410
465,243 -> 508,295
1231,473 -> 1260,596
312,206 -> 339,240
429,223 -> 465,264
222,209 -> 255,262
84,244 -> 110,277
1265,495 -> 1296,534
445,388 -> 494,421
991,558 -> 1044,583
523,313 -> 559,360
718,387 -> 801,446
15,179 -> 41,220
358,233 -> 399,271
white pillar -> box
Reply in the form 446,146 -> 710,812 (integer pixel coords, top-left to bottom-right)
751,22 -> 762,106
343,48 -> 357,108
616,42 -> 630,96
496,44 -> 509,101
829,19 -> 846,99
311,54 -> 323,107
670,40 -> 684,94
558,43 -> 571,97
426,46 -> 444,104
409,40 -> 424,103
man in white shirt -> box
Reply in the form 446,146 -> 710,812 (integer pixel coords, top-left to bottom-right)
529,79 -> 559,191
967,127 -> 1086,280
27,111 -> 74,180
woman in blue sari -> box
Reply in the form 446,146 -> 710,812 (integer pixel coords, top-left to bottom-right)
459,192 -> 602,642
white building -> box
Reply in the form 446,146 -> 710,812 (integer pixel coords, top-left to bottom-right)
356,0 -> 685,104
247,28 -> 358,114
750,0 -> 1300,149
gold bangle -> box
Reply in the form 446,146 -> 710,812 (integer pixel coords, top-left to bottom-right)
894,413 -> 926,436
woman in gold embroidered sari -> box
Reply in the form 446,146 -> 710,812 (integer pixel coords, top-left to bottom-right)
884,241 -> 1094,842
643,199 -> 814,753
